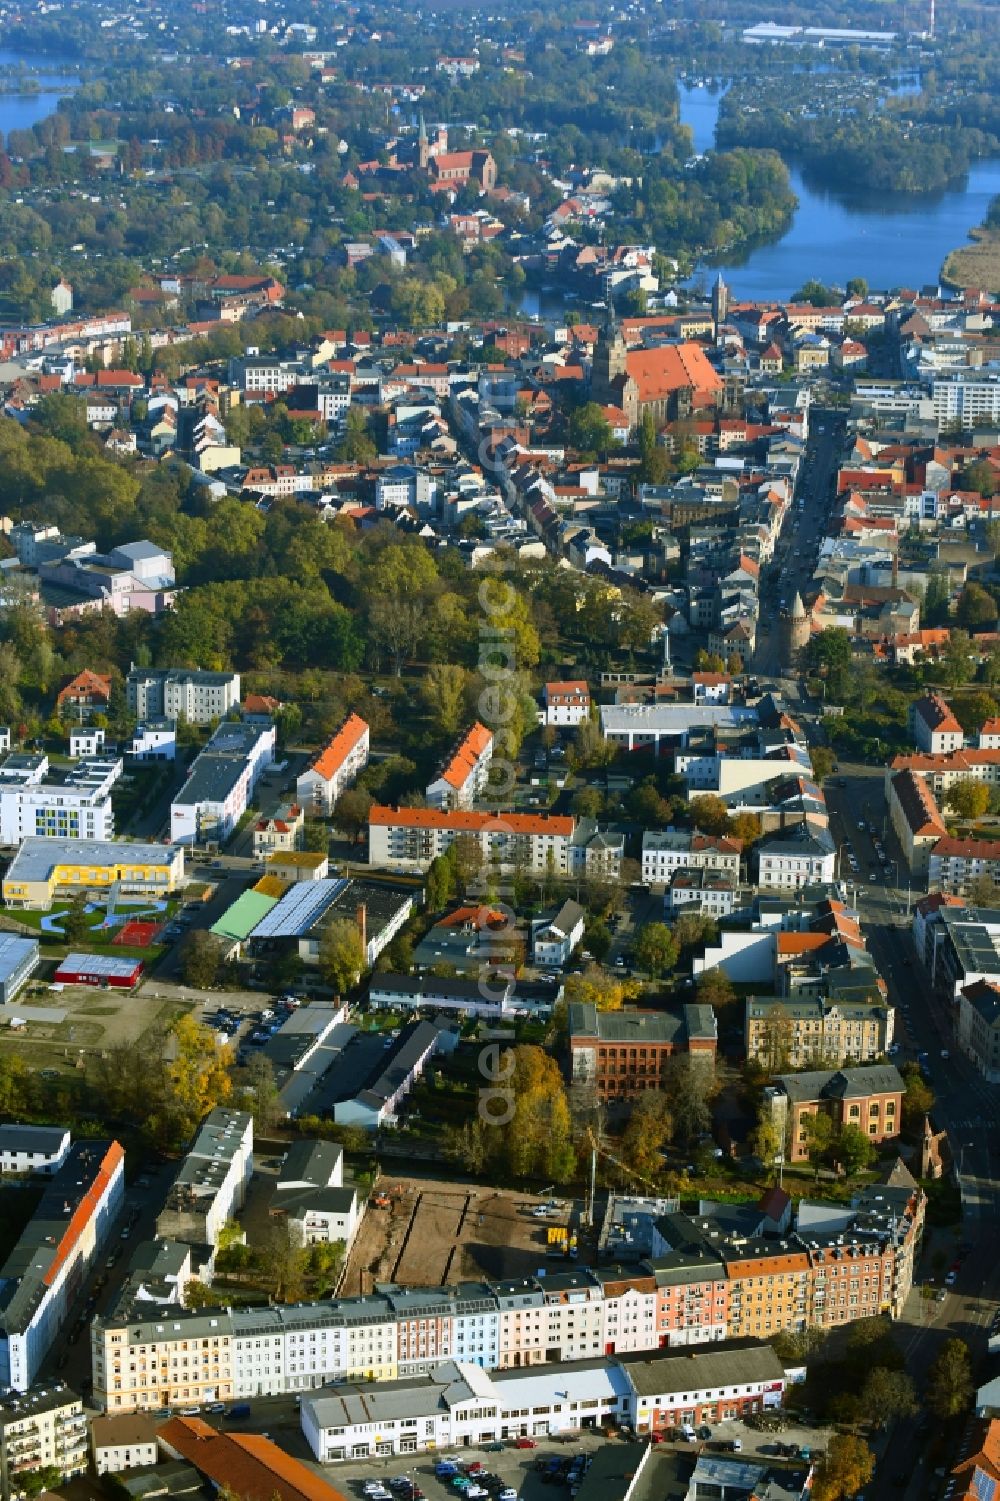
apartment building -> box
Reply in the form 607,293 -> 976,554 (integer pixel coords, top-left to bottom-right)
296,714 -> 370,818
0,1384 -> 88,1497
0,754 -> 121,845
745,996 -> 893,1069
91,1414 -> 159,1476
1,1141 -> 125,1390
426,723 -> 494,810
910,694 -> 965,754
667,868 -> 739,917
270,1141 -> 359,1252
0,1125 -> 70,1177
92,1169 -> 923,1414
126,668 -> 241,725
170,719 -> 275,846
567,1003 -> 718,1102
957,980 -> 1000,1083
888,768 -> 948,879
1,837 -> 185,910
155,1110 -> 253,1250
766,1064 -> 905,1163
642,831 -> 742,889
928,837 -> 1000,897
542,681 -> 591,727
368,806 -> 577,877
753,822 -> 838,889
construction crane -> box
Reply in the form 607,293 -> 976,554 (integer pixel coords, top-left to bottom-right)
581,1126 -> 671,1228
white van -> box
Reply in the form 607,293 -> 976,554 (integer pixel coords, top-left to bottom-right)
681,1424 -> 697,1441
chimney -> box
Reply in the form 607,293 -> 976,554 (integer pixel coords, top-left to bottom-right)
357,903 -> 367,954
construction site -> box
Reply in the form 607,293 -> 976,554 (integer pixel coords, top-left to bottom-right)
340,1174 -> 583,1295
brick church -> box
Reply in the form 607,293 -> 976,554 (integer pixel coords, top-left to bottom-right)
590,306 -> 722,432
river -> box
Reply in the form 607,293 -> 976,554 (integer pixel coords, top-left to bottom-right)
678,79 -> 1000,301
0,46 -> 77,143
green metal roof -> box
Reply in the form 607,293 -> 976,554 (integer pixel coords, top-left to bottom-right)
211,890 -> 278,943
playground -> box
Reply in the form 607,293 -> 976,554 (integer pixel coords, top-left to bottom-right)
36,892 -> 169,946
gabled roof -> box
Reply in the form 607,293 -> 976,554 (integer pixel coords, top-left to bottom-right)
434,722 -> 493,791
304,713 -> 369,784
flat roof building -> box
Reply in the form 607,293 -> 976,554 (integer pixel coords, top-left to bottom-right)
2,836 -> 185,910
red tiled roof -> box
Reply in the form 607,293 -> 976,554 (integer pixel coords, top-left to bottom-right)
436,722 -> 493,790
307,713 -> 368,783
623,343 -> 722,403
158,1418 -> 349,1501
45,1141 -> 124,1287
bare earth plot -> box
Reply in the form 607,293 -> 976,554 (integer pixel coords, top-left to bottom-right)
341,1173 -> 572,1295
0,985 -> 190,1074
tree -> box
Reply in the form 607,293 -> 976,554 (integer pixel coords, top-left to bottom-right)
859,1367 -> 917,1429
500,1045 -> 577,1182
425,848 -> 458,912
633,921 -> 679,978
421,663 -> 471,738
563,966 -> 641,1012
963,457 -> 998,498
750,1102 -> 784,1167
923,568 -> 951,627
620,1090 -> 673,1180
943,777 -> 990,819
585,917 -> 612,963
180,930 -> 224,989
805,627 -> 853,698
336,405 -> 376,463
939,629 -> 973,690
318,917 -> 366,993
812,1435 -> 875,1501
836,1122 -> 875,1175
967,872 -> 1000,906
729,811 -> 763,847
925,1339 -> 973,1420
241,1052 -> 281,1134
901,1062 -> 935,1126
809,745 -> 836,783
954,690 -> 999,736
18,1467 -> 63,1497
801,1109 -> 835,1175
663,1053 -> 716,1145
690,794 -> 730,835
302,819 -> 330,853
333,787 -> 373,842
671,911 -> 718,952
956,581 -> 998,630
61,893 -> 93,946
568,401 -> 615,456
696,966 -> 736,1014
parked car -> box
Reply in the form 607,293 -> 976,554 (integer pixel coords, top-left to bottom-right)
514,1438 -> 538,1450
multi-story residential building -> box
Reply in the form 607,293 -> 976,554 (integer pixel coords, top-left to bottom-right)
921,901 -> 1000,1000
745,995 -> 893,1069
0,1383 -> 88,1497
667,868 -> 739,916
426,723 -> 494,810
642,831 -> 742,888
0,754 -> 121,845
296,714 -> 370,818
1,1141 -> 125,1390
155,1110 -> 253,1249
910,693 -> 965,754
888,768 -> 948,879
270,1141 -> 359,1252
1,837 -> 184,910
369,807 -> 578,877
170,718 -> 275,846
128,720 -> 177,762
126,668 -> 241,725
252,802 -> 304,855
928,837 -> 1000,896
91,1414 -> 159,1476
931,372 -> 1000,429
0,1124 -> 70,1177
957,980 -> 1000,1083
92,1167 -> 924,1414
753,822 -> 837,889
542,681 -> 591,727
567,1003 -> 718,1102
56,669 -> 112,719
765,1064 -> 904,1162
228,356 -> 301,395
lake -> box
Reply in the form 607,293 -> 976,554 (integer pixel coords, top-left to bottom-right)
678,79 -> 1000,301
0,46 -> 77,143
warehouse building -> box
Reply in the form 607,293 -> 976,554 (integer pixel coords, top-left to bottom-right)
53,953 -> 144,989
0,935 -> 39,1005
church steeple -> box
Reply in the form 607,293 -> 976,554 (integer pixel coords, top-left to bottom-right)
417,112 -> 429,170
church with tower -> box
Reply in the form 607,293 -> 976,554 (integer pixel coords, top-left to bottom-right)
415,114 -> 496,194
590,299 -> 723,432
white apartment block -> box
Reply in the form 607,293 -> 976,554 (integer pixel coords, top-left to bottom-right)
230,356 -> 301,395
910,694 -> 964,755
2,1141 -> 125,1391
0,1125 -> 70,1177
155,1109 -> 253,1249
170,719 -> 275,846
297,715 -> 370,818
368,806 -> 576,877
642,831 -> 742,888
0,755 -> 121,845
69,727 -> 105,759
931,373 -> 1000,429
542,680 -> 591,727
126,668 -> 241,725
425,723 -> 494,810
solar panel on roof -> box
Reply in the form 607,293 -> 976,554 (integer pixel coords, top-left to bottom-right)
249,878 -> 350,939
